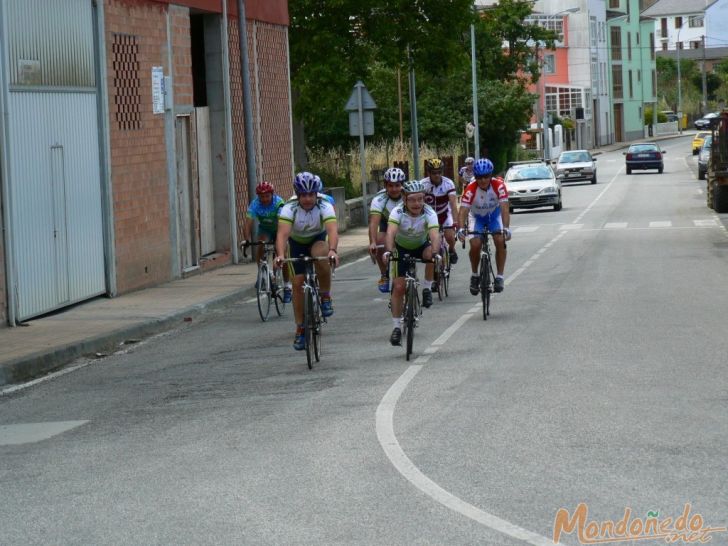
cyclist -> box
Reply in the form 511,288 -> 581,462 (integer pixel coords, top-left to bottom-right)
456,158 -> 511,295
383,180 -> 440,346
275,172 -> 340,351
243,181 -> 291,302
420,157 -> 459,265
369,167 -> 405,292
458,156 -> 475,193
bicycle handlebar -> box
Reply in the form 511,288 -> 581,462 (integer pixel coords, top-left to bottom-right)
241,240 -> 275,258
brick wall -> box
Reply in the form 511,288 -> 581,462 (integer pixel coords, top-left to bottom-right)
228,17 -> 294,241
105,0 -> 172,293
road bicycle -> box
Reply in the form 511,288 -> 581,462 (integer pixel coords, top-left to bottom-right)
388,254 -> 437,361
281,255 -> 334,369
432,227 -> 452,301
242,241 -> 286,322
464,230 -> 501,320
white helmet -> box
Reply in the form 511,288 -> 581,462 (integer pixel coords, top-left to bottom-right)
383,167 -> 406,183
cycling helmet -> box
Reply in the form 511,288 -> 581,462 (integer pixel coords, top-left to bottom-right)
383,167 -> 406,183
293,171 -> 322,194
255,181 -> 275,195
426,158 -> 443,171
473,158 -> 494,177
464,157 -> 475,165
402,180 -> 426,194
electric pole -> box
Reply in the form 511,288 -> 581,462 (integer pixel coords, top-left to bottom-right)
701,35 -> 708,114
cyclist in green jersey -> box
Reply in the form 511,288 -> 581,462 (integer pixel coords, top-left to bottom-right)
369,167 -> 405,293
383,180 -> 440,346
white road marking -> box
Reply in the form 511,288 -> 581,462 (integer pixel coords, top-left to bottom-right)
697,189 -> 704,195
694,219 -> 717,227
431,313 -> 474,346
338,255 -> 370,270
513,226 -> 539,233
376,369 -> 558,546
0,421 -> 89,446
413,355 -> 431,364
559,224 -> 583,231
1,361 -> 96,397
572,168 -> 621,224
604,222 -> 628,229
649,221 -> 672,228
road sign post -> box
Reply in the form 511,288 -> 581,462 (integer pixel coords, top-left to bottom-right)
345,81 -> 376,224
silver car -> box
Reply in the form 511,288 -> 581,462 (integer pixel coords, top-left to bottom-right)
698,135 -> 712,180
554,150 -> 598,184
505,162 -> 562,212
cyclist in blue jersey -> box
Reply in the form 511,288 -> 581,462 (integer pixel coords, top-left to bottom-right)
244,181 -> 292,302
275,172 -> 340,351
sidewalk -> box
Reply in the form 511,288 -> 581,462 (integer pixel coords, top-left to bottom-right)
0,227 -> 370,388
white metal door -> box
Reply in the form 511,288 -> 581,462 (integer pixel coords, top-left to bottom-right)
195,107 -> 216,256
3,0 -> 106,320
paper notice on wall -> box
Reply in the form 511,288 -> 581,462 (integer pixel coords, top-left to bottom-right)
152,66 -> 164,114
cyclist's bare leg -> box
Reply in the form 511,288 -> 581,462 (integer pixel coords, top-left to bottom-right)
391,277 -> 405,318
256,233 -> 269,263
311,240 -> 332,292
444,227 -> 456,253
292,273 -> 305,323
423,246 -> 435,281
468,237 -> 482,274
493,233 -> 507,275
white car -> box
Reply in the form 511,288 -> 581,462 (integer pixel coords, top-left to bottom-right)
554,150 -> 597,184
505,161 -> 562,212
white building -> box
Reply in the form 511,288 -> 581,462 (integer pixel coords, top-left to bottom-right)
642,0 -> 728,51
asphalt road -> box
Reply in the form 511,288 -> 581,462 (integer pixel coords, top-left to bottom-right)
2,136 -> 727,545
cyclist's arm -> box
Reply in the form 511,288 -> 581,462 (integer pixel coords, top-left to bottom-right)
243,215 -> 254,242
368,211 -> 381,245
448,193 -> 459,226
428,226 -> 441,254
500,201 -> 510,232
385,222 -> 398,253
275,221 -> 291,261
458,203 -> 471,230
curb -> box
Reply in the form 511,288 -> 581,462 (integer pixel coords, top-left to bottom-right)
0,245 -> 371,389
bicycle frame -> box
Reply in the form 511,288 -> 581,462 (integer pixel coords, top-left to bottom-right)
468,230 -> 499,320
242,241 -> 285,321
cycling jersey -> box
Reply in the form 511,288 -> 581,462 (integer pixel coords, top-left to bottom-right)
388,203 -> 439,250
460,177 -> 508,218
420,176 -> 456,226
458,166 -> 474,183
278,198 -> 336,244
370,190 -> 402,230
246,195 -> 285,235
288,192 -> 336,206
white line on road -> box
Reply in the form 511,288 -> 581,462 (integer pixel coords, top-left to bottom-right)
572,168 -> 621,224
604,222 -> 628,229
338,255 -> 370,270
375,170 -> 619,542
649,221 -> 672,228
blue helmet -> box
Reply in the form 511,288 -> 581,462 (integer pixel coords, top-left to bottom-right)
473,158 -> 494,177
293,171 -> 322,194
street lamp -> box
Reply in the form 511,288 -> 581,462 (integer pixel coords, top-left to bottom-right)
676,22 -> 685,133
541,7 -> 580,160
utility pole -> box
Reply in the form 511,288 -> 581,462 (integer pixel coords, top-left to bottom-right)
701,35 -> 708,114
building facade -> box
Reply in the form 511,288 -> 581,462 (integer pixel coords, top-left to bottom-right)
0,0 -> 293,326
643,0 -> 728,52
607,0 -> 657,141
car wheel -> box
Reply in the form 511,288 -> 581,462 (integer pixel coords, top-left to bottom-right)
658,167 -> 663,174
626,167 -> 632,175
693,149 -> 698,155
698,169 -> 706,180
509,206 -> 514,214
591,175 -> 597,184
554,201 -> 562,211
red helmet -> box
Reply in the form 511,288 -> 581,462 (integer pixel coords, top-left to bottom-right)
255,181 -> 274,195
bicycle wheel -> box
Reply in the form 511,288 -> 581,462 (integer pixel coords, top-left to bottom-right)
256,263 -> 271,322
273,268 -> 286,316
312,290 -> 321,363
480,254 -> 491,320
435,258 -> 444,301
304,287 -> 315,369
405,282 -> 416,360
442,251 -> 450,298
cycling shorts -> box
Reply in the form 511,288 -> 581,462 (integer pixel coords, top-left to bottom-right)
391,242 -> 431,279
287,232 -> 327,276
467,211 -> 503,239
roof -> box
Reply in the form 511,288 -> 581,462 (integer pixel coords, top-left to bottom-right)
642,0 -> 718,16
656,46 -> 728,61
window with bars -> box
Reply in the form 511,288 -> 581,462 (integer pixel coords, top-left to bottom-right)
688,15 -> 704,27
611,27 -> 622,60
612,66 -> 623,99
525,16 -> 565,43
544,54 -> 555,74
112,33 -> 141,131
545,85 -> 589,119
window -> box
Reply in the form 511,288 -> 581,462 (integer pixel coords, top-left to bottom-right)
688,15 -> 704,27
629,70 -> 633,98
677,41 -> 684,50
612,66 -> 623,99
660,18 -> 668,38
609,0 -> 619,8
637,69 -> 641,82
590,17 -> 597,48
650,33 -> 655,59
652,70 -> 657,97
526,16 -> 565,43
675,16 -> 682,29
112,33 -> 141,131
690,40 -> 701,49
628,33 -> 632,60
544,85 -> 588,118
662,42 -> 667,51
636,32 -> 640,45
611,27 -> 622,60
544,54 -> 555,74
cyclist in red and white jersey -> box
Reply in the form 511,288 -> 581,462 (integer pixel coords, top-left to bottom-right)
420,158 -> 459,264
457,158 -> 511,295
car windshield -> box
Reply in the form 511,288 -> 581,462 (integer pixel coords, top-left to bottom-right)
703,136 -> 712,148
704,113 -> 718,119
696,132 -> 710,139
560,152 -> 591,163
509,166 -> 552,180
629,144 -> 658,153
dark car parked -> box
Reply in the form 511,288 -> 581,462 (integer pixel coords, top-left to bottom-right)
623,143 -> 666,174
698,135 -> 712,180
694,112 -> 719,130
